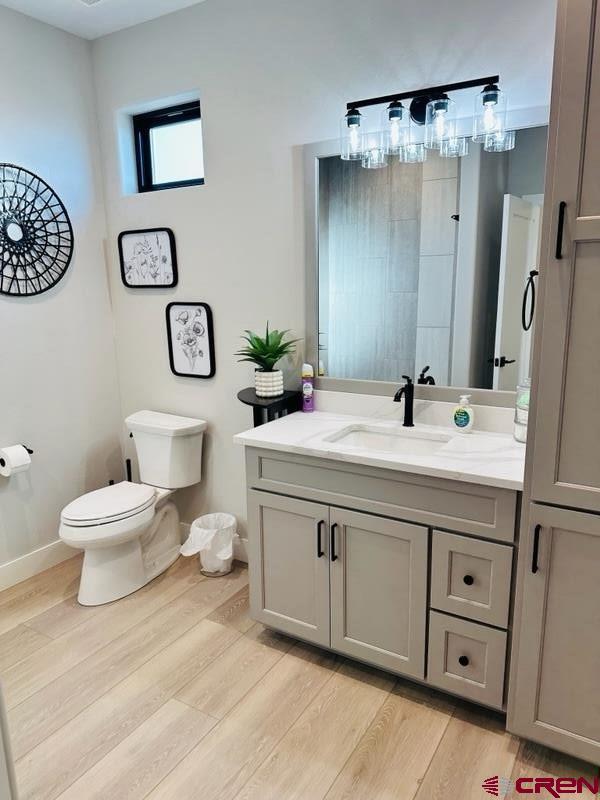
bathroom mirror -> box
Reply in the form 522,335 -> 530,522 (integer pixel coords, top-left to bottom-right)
308,125 -> 548,392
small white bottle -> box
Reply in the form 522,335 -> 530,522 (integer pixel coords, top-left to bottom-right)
453,394 -> 474,432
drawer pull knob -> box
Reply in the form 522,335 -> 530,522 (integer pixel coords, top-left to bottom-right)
463,574 -> 474,586
458,655 -> 470,667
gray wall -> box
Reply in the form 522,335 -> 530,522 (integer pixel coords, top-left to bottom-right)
507,126 -> 549,197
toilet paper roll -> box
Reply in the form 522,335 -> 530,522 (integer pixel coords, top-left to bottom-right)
0,445 -> 32,477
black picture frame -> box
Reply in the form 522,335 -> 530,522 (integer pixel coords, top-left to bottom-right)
166,302 -> 216,379
118,228 -> 178,288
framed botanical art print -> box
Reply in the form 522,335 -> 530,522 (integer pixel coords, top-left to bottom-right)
119,228 -> 178,288
166,302 -> 216,378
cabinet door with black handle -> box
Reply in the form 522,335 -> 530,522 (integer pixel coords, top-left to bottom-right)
508,504 -> 600,763
329,508 -> 428,678
530,0 -> 600,511
247,490 -> 331,647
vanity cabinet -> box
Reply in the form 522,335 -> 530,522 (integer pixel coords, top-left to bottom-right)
248,492 -> 428,679
245,447 -> 518,710
508,0 -> 600,764
529,0 -> 600,512
329,509 -> 427,678
247,492 -> 330,647
509,505 -> 600,764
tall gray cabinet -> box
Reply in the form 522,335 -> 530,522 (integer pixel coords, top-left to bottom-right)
508,0 -> 600,764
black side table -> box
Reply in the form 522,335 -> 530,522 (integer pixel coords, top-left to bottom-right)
237,387 -> 302,427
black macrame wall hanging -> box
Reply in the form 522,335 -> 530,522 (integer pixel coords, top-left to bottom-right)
0,164 -> 74,296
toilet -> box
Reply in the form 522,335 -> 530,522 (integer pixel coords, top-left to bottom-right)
59,410 -> 207,606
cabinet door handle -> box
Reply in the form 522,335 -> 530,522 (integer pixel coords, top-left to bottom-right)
556,201 -> 566,260
532,524 -> 542,574
463,574 -> 474,586
316,520 -> 325,558
458,655 -> 470,667
330,523 -> 339,562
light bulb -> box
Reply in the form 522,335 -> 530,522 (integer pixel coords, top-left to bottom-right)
473,84 -> 507,143
340,108 -> 363,161
424,95 -> 455,150
389,119 -> 402,148
382,101 -> 407,155
483,102 -> 498,134
434,109 -> 447,140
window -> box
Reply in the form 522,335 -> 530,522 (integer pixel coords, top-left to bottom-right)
133,101 -> 204,192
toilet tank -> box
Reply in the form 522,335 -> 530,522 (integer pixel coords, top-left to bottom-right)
125,410 -> 207,489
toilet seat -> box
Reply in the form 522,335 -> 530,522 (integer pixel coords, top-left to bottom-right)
61,482 -> 156,527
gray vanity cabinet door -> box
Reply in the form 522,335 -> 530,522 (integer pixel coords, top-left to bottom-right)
247,490 -> 331,647
329,508 -> 428,678
508,505 -> 600,763
530,0 -> 600,511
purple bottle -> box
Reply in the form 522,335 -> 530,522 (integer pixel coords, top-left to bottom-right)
302,363 -> 314,412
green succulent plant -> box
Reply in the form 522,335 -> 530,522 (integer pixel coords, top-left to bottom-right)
236,323 -> 300,372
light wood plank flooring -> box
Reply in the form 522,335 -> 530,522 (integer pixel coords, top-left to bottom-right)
0,555 -> 597,800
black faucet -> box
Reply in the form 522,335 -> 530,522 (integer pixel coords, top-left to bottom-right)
417,365 -> 436,385
393,375 -> 415,427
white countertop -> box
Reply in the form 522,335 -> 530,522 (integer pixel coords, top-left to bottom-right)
234,410 -> 525,491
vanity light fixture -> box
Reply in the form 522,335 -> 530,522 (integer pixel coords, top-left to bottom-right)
473,83 -> 507,142
341,74 -> 513,167
340,108 -> 363,161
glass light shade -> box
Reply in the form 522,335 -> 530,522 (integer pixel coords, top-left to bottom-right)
382,102 -> 408,155
400,118 -> 426,163
473,84 -> 507,142
361,129 -> 387,169
340,109 -> 362,161
400,142 -> 426,163
483,129 -> 516,152
439,125 -> 469,158
424,96 -> 455,150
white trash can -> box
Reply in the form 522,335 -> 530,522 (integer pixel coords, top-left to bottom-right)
181,513 -> 237,576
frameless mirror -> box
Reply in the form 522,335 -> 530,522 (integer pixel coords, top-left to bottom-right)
316,125 -> 547,390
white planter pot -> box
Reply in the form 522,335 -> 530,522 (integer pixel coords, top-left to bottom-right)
255,369 -> 284,398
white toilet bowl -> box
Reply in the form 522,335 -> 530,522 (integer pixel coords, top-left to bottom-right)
60,410 -> 207,606
60,482 -> 181,605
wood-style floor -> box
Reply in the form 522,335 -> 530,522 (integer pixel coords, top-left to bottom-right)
1,555 -> 598,800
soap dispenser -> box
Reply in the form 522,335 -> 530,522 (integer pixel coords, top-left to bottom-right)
453,394 -> 474,432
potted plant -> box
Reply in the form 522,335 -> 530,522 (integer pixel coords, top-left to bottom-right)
236,323 -> 299,397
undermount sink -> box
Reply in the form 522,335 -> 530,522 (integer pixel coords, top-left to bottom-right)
324,424 -> 453,457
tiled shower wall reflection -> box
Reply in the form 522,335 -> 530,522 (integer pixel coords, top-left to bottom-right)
319,153 -> 458,383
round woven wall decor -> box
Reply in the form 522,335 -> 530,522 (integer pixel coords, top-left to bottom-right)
0,164 -> 74,296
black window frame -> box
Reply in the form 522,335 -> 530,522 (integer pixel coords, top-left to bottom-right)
132,101 -> 204,193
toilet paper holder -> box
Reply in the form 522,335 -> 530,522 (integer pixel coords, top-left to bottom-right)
0,445 -> 33,467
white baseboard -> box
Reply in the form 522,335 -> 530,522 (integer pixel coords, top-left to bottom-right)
0,539 -> 76,592
179,522 -> 248,564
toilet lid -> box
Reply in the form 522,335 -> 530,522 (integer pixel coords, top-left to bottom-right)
61,482 -> 156,525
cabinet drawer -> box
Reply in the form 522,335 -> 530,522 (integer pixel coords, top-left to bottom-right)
427,611 -> 507,709
430,531 -> 513,627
